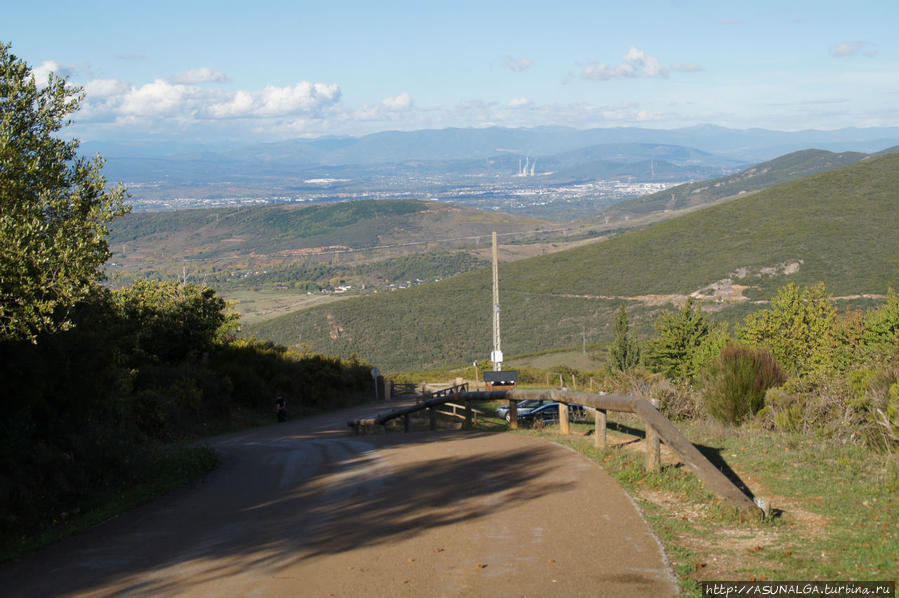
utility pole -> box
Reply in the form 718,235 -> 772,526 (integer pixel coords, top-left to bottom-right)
491,231 -> 502,371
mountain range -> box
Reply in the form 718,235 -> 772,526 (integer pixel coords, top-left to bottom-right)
85,124 -> 899,188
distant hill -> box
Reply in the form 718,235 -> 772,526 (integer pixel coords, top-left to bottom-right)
601,149 -> 867,221
246,152 -> 899,372
108,199 -> 559,282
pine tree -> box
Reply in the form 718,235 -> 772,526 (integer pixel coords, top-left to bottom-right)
609,303 -> 641,371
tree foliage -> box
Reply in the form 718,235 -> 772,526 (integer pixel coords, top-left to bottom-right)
737,282 -> 838,378
0,43 -> 127,341
112,280 -> 239,363
643,298 -> 716,381
608,303 -> 641,371
863,289 -> 899,356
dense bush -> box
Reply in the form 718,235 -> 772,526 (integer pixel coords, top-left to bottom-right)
643,298 -> 726,381
737,283 -> 839,378
0,281 -> 372,544
700,344 -> 785,424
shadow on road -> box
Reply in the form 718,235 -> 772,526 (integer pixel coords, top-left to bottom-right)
7,431 -> 575,596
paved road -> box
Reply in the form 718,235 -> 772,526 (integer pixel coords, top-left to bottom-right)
2,400 -> 677,597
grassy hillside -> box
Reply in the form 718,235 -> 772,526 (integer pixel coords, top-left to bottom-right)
111,199 -> 548,256
246,153 -> 899,372
603,149 -> 866,221
108,199 -> 554,280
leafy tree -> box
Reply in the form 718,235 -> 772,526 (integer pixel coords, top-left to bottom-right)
0,43 -> 127,341
737,283 -> 837,377
863,289 -> 899,356
643,297 -> 714,381
608,303 -> 641,371
113,280 -> 239,363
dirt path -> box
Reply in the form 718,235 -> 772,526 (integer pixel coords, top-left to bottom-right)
2,401 -> 677,597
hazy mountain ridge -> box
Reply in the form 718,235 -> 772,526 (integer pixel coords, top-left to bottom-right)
85,124 -> 899,187
83,124 -> 899,164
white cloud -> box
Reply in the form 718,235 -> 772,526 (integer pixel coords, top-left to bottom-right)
504,55 -> 533,72
30,60 -> 77,85
172,67 -> 228,84
84,78 -> 131,98
119,79 -> 197,116
582,47 -> 668,81
830,41 -> 877,58
508,97 -> 532,108
208,82 -> 341,118
381,92 -> 413,111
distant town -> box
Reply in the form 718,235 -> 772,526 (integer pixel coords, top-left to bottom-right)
125,175 -> 680,214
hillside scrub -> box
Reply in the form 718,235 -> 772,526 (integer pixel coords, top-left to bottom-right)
635,283 -> 899,449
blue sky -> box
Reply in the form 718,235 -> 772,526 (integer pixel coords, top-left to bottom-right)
4,0 -> 897,144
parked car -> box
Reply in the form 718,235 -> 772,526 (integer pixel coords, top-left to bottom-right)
495,399 -> 550,419
511,402 -> 587,426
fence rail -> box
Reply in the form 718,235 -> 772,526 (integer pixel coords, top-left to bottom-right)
349,385 -> 763,519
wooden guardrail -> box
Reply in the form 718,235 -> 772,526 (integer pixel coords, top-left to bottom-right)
350,383 -> 472,433
437,402 -> 485,423
349,385 -> 764,519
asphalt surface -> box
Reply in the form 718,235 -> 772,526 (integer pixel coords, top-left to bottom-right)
1,400 -> 678,597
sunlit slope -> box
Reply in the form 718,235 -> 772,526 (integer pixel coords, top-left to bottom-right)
110,199 -> 550,261
602,149 -> 866,221
247,153 -> 899,371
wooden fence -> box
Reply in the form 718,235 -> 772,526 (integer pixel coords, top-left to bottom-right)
349,385 -> 763,519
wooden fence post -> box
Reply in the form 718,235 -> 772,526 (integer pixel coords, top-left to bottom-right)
594,409 -> 607,448
403,413 -> 410,433
428,407 -> 437,431
645,399 -> 661,472
464,400 -> 473,429
508,400 -> 518,430
559,401 -> 570,435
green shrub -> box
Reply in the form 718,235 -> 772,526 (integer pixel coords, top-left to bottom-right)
863,289 -> 899,356
758,387 -> 805,433
608,303 -> 641,372
701,343 -> 786,424
644,298 -> 715,381
737,283 -> 838,378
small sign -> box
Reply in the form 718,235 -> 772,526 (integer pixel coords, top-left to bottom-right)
370,367 -> 381,378
484,370 -> 518,387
